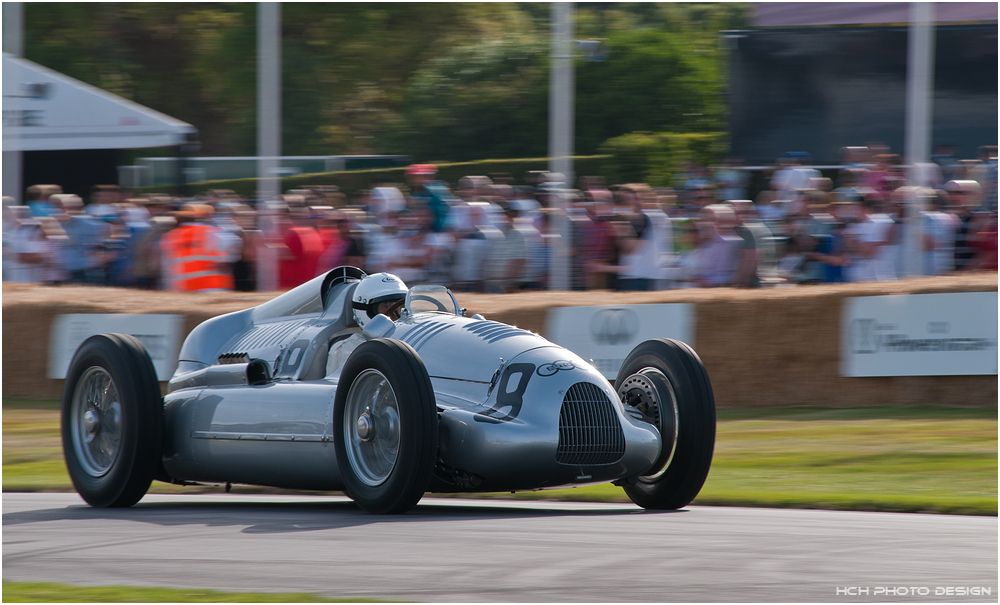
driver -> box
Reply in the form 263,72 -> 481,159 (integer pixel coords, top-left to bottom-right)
326,272 -> 408,375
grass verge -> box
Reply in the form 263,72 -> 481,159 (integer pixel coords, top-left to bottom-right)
4,400 -> 996,515
1,581 -> 382,603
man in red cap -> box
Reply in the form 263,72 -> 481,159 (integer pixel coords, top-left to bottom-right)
406,164 -> 455,232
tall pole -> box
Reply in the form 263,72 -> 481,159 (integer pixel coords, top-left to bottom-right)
548,2 -> 574,291
256,3 -> 281,291
903,2 -> 935,276
257,2 -> 281,203
3,2 -> 24,202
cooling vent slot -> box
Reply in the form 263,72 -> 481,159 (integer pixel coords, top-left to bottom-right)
556,382 -> 625,466
218,353 -> 250,365
462,320 -> 534,343
221,318 -> 312,355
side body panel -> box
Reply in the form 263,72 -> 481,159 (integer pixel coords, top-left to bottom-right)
163,381 -> 342,490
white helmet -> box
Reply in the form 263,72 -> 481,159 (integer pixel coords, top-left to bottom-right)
352,272 -> 409,328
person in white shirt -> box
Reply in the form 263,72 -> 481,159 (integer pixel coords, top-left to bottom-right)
617,184 -> 663,291
921,189 -> 959,275
845,193 -> 894,282
9,213 -> 48,283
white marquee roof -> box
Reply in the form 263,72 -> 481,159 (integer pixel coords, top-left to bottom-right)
2,53 -> 196,152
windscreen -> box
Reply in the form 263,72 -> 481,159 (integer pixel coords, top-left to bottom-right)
405,285 -> 460,316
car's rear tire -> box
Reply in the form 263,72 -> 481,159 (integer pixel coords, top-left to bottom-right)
615,338 -> 715,510
334,338 -> 437,514
61,334 -> 163,508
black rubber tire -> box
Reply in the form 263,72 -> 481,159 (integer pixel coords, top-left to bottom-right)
61,333 -> 163,508
333,338 -> 438,514
615,338 -> 715,510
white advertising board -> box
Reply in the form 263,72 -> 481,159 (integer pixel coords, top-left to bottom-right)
547,304 -> 694,380
48,314 -> 183,381
841,293 -> 998,377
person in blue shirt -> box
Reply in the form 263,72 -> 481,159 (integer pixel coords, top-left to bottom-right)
406,164 -> 459,233
60,198 -> 111,285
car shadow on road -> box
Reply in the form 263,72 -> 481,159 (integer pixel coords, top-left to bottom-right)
2,497 -> 684,534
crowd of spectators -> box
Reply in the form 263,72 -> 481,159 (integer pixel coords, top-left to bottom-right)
3,143 -> 997,294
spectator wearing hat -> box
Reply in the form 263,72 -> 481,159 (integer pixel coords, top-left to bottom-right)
160,203 -> 234,292
408,164 -> 461,233
370,182 -> 407,222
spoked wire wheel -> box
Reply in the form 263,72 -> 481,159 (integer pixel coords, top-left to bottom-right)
343,369 -> 401,487
333,338 -> 437,514
70,367 -> 124,478
61,334 -> 163,508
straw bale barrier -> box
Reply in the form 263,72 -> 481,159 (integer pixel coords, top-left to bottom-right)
3,273 -> 996,407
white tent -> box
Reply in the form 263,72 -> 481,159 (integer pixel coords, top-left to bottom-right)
2,53 -> 196,152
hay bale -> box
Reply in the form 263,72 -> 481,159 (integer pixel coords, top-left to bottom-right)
3,273 -> 996,406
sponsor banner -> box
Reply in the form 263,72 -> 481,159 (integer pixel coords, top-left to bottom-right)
842,293 -> 998,377
48,314 -> 183,380
547,304 -> 694,380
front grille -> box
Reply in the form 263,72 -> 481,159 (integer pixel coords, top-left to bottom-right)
556,382 -> 625,466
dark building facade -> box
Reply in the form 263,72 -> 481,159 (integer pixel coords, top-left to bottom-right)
725,3 -> 998,164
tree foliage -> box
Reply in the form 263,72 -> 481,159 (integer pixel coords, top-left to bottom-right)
23,3 -> 749,162
598,131 -> 729,187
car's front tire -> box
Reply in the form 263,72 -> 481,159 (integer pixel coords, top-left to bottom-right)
334,339 -> 437,514
615,338 -> 715,510
61,334 -> 163,507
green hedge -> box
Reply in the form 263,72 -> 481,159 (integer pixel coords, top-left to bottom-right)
137,138 -> 733,199
141,156 -> 613,200
598,131 -> 729,188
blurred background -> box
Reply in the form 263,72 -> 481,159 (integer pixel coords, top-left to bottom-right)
2,2 -> 997,294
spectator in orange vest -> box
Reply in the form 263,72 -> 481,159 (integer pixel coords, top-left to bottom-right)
159,203 -> 234,292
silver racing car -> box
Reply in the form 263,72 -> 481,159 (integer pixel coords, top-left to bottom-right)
62,267 -> 715,514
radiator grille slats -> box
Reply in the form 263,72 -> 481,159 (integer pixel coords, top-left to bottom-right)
556,382 -> 625,466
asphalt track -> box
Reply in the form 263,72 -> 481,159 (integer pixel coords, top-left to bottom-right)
3,492 -> 997,602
